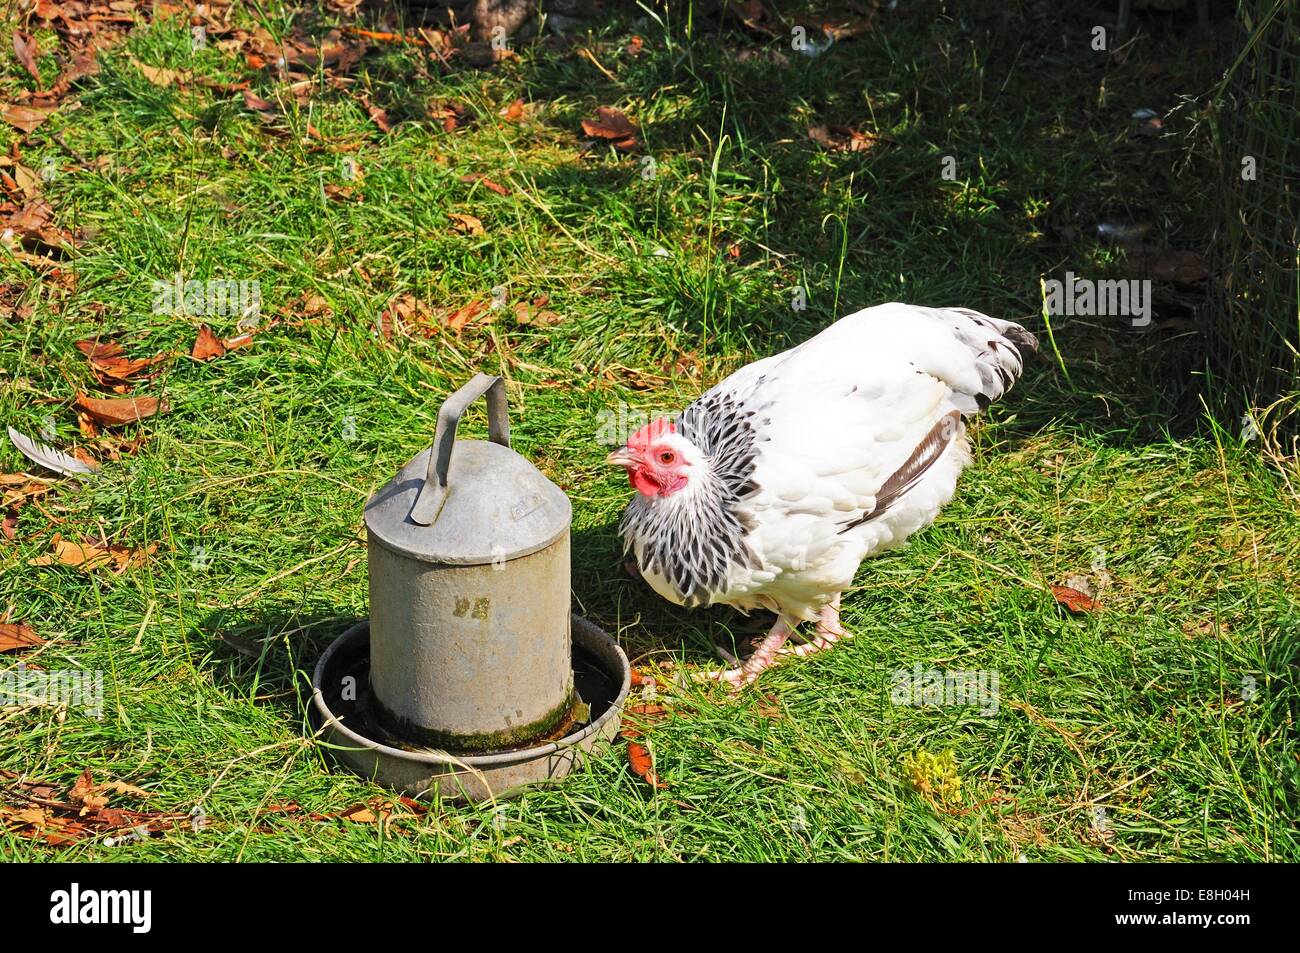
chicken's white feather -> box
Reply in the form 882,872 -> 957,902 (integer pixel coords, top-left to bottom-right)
7,426 -> 100,479
617,302 -> 1036,623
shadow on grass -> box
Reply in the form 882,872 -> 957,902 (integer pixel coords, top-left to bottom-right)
573,516 -> 782,666
197,602 -> 360,721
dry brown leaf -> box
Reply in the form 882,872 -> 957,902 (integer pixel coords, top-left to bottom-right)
428,99 -> 472,133
11,163 -> 43,201
13,32 -> 42,85
627,741 -> 666,789
448,211 -> 486,236
820,16 -> 876,40
514,298 -> 562,326
101,780 -> 152,798
356,94 -> 391,133
92,431 -> 148,462
601,362 -> 668,391
242,89 -> 276,114
374,307 -> 398,340
498,97 -> 526,122
47,48 -> 100,100
459,172 -> 510,196
75,393 -> 165,427
339,800 -> 392,824
1,475 -> 52,506
513,294 -> 558,326
379,293 -> 438,338
264,28 -> 365,73
129,56 -> 187,87
5,199 -> 75,251
807,123 -> 877,152
1051,584 -> 1096,614
324,183 -> 361,202
1183,617 -> 1228,638
282,291 -> 332,326
443,300 -> 487,332
2,103 -> 56,133
6,806 -> 49,826
189,322 -> 268,362
671,350 -> 703,377
0,621 -> 44,653
191,325 -> 227,361
68,770 -> 109,815
76,411 -> 99,438
75,338 -> 167,384
8,198 -> 52,230
582,106 -> 639,150
1,769 -> 186,845
31,534 -> 156,573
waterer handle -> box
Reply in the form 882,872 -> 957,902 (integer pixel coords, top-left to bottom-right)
408,373 -> 511,526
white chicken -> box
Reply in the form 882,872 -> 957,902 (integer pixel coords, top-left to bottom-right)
607,303 -> 1036,687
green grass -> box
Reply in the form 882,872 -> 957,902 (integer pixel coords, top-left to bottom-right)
1,1 -> 1297,861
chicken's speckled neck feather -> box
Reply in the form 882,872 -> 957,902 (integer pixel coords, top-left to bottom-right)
618,386 -> 766,606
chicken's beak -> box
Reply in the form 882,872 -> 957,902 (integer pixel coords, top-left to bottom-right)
606,447 -> 637,468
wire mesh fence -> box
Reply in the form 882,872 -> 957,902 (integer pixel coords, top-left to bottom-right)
1207,0 -> 1299,445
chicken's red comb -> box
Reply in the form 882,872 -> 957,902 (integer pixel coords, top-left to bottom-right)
627,417 -> 675,450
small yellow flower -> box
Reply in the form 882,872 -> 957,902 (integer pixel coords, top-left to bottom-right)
904,749 -> 963,806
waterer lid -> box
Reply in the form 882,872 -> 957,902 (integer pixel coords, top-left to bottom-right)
364,374 -> 571,565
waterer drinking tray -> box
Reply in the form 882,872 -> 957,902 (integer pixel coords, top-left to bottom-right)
310,615 -> 629,802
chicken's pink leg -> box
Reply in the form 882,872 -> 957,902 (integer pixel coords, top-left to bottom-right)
780,594 -> 850,658
703,616 -> 795,689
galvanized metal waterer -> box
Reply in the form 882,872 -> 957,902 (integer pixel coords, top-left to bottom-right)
309,372 -> 629,802
363,373 -> 575,751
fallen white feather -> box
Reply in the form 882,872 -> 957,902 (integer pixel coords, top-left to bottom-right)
7,425 -> 99,478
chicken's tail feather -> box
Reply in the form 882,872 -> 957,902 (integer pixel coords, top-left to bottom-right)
935,307 -> 1037,415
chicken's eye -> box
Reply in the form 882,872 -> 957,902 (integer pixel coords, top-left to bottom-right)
658,451 -> 675,465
